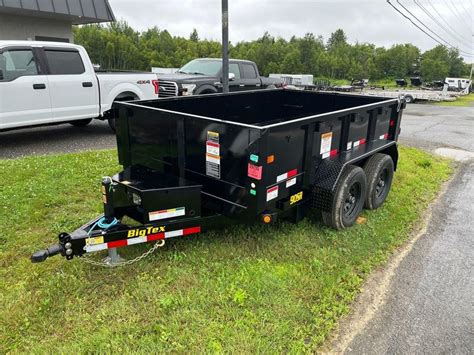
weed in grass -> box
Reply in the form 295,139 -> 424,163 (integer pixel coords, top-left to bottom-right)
0,146 -> 451,353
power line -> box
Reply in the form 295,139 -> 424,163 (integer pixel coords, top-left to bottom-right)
426,0 -> 473,43
457,0 -> 473,17
386,0 -> 473,57
397,0 -> 460,48
426,0 -> 473,51
413,0 -> 472,48
446,0 -> 472,28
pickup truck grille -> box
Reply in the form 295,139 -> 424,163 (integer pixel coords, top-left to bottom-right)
158,80 -> 179,97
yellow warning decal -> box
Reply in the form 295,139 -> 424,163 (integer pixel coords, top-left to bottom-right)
207,131 -> 219,140
85,236 -> 104,246
290,191 -> 303,205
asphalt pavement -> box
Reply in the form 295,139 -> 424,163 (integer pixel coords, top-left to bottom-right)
0,120 -> 116,159
343,104 -> 474,354
399,105 -> 474,152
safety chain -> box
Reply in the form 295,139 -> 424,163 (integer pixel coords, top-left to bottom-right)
78,240 -> 166,268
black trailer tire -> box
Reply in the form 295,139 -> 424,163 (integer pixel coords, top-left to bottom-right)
363,153 -> 394,210
70,118 -> 92,127
321,165 -> 367,230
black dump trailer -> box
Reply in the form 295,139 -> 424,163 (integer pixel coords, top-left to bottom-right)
32,89 -> 405,263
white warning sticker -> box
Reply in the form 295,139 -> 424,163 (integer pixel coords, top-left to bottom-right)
206,154 -> 220,164
206,131 -> 221,179
286,177 -> 296,188
149,207 -> 185,221
206,154 -> 220,178
347,141 -> 352,150
206,141 -> 220,156
266,186 -> 279,202
320,132 -> 333,156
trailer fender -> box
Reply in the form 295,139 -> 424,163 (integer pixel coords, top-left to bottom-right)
311,141 -> 398,211
379,143 -> 398,171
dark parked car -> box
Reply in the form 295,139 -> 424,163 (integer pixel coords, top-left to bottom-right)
156,58 -> 283,97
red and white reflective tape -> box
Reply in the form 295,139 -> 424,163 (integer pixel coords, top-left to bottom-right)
322,149 -> 339,159
353,138 -> 366,148
276,168 -> 297,182
379,133 -> 389,140
84,226 -> 201,253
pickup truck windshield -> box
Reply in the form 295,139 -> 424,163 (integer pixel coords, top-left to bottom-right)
179,60 -> 221,76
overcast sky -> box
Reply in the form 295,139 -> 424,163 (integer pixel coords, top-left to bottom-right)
110,0 -> 473,58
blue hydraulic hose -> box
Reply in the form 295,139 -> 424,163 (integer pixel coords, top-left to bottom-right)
88,217 -> 119,235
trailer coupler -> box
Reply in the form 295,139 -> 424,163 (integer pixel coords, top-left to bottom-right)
31,232 -> 71,263
31,244 -> 64,263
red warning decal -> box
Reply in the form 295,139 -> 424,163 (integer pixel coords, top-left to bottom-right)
266,185 -> 279,201
248,163 -> 263,180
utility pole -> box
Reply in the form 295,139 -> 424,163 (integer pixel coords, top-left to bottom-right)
221,0 -> 229,93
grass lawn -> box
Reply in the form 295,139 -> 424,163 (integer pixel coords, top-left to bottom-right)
434,93 -> 474,107
0,147 -> 452,353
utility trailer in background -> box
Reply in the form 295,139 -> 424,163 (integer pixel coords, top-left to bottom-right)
31,89 -> 405,264
349,87 -> 457,103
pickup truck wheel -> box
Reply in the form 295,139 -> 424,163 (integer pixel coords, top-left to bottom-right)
321,165 -> 367,230
70,118 -> 92,127
363,153 -> 394,210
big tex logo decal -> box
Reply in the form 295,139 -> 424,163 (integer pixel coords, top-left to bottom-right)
127,226 -> 165,238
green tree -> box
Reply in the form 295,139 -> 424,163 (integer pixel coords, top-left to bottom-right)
420,45 -> 465,80
190,28 -> 199,42
327,29 -> 347,51
420,58 -> 449,81
72,21 -> 469,83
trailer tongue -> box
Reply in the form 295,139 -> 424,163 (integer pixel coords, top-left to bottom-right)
32,89 -> 405,264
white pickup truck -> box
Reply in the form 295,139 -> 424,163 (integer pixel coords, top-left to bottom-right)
0,41 -> 160,131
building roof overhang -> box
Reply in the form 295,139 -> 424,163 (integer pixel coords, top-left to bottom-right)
0,0 -> 115,24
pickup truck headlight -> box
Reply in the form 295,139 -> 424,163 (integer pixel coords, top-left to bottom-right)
181,84 -> 196,96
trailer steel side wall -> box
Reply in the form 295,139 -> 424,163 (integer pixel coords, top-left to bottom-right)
116,89 -> 402,219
